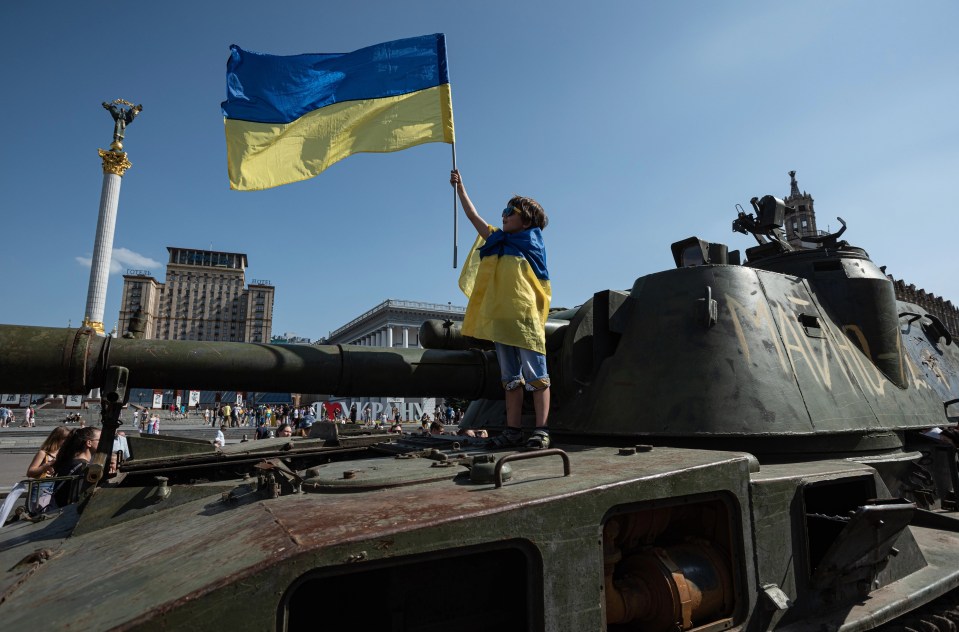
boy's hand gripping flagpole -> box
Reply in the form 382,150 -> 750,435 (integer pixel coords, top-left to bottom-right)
452,143 -> 458,268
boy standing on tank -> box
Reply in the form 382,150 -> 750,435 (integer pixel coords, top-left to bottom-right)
450,169 -> 552,449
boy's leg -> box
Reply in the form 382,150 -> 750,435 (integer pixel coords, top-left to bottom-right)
520,348 -> 551,449
505,387 -> 523,429
532,387 -> 550,428
491,343 -> 525,447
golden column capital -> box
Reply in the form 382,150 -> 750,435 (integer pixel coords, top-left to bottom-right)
98,149 -> 132,176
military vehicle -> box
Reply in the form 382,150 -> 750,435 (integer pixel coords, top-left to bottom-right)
1,192 -> 958,631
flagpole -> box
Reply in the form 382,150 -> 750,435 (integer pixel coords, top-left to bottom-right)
452,142 -> 458,269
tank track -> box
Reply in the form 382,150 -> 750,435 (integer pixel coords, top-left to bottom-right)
876,588 -> 959,631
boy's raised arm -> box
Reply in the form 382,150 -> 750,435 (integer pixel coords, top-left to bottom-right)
450,170 -> 491,239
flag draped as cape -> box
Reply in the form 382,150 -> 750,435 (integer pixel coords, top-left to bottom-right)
458,227 -> 551,354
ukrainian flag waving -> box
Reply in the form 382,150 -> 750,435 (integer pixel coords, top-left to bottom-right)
222,34 -> 455,191
459,227 -> 551,354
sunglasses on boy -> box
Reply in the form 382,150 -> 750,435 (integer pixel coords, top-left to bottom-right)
502,206 -> 519,219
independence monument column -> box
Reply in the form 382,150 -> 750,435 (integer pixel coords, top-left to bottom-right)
82,99 -> 142,334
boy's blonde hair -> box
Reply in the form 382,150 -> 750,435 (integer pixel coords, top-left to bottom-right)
509,195 -> 548,230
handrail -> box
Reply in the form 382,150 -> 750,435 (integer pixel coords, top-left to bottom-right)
494,449 -> 571,488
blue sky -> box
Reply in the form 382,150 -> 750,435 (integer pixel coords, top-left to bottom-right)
2,1 -> 957,340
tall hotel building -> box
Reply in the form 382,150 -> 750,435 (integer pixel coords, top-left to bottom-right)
117,247 -> 274,343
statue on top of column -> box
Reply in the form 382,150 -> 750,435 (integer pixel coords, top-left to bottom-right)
102,99 -> 143,146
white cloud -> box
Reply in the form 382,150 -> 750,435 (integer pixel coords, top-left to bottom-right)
75,247 -> 162,276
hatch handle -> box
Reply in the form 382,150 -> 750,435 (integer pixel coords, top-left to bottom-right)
698,286 -> 718,329
494,448 -> 570,488
899,311 -> 922,324
899,311 -> 953,346
922,313 -> 953,346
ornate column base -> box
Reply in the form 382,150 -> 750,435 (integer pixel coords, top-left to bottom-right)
82,317 -> 105,335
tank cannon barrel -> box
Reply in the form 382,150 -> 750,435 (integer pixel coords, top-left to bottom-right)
419,318 -> 570,351
0,325 -> 503,400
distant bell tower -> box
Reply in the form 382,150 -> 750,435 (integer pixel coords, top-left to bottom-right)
783,170 -> 818,248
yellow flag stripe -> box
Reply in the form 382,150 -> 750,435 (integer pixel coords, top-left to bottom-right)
226,84 -> 454,191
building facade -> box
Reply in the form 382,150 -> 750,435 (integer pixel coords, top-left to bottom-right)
316,299 -> 466,421
117,247 -> 275,343
323,299 -> 464,349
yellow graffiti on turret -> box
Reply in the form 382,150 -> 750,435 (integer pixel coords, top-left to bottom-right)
725,291 -> 932,399
726,296 -> 787,372
832,325 -> 887,396
774,302 -> 841,391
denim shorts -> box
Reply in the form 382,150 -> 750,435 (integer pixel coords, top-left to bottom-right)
494,342 -> 550,391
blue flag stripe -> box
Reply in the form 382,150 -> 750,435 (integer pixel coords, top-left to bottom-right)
222,34 -> 449,124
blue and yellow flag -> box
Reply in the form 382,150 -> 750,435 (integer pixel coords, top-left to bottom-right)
222,34 -> 455,191
459,227 -> 551,354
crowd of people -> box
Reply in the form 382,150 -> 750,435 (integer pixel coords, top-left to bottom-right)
202,405 -> 317,442
204,403 -> 308,429
0,399 -> 482,518
356,403 -> 464,427
197,402 -> 467,436
0,405 -> 36,427
131,409 -> 163,434
0,424 -> 121,524
199,401 -> 479,444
